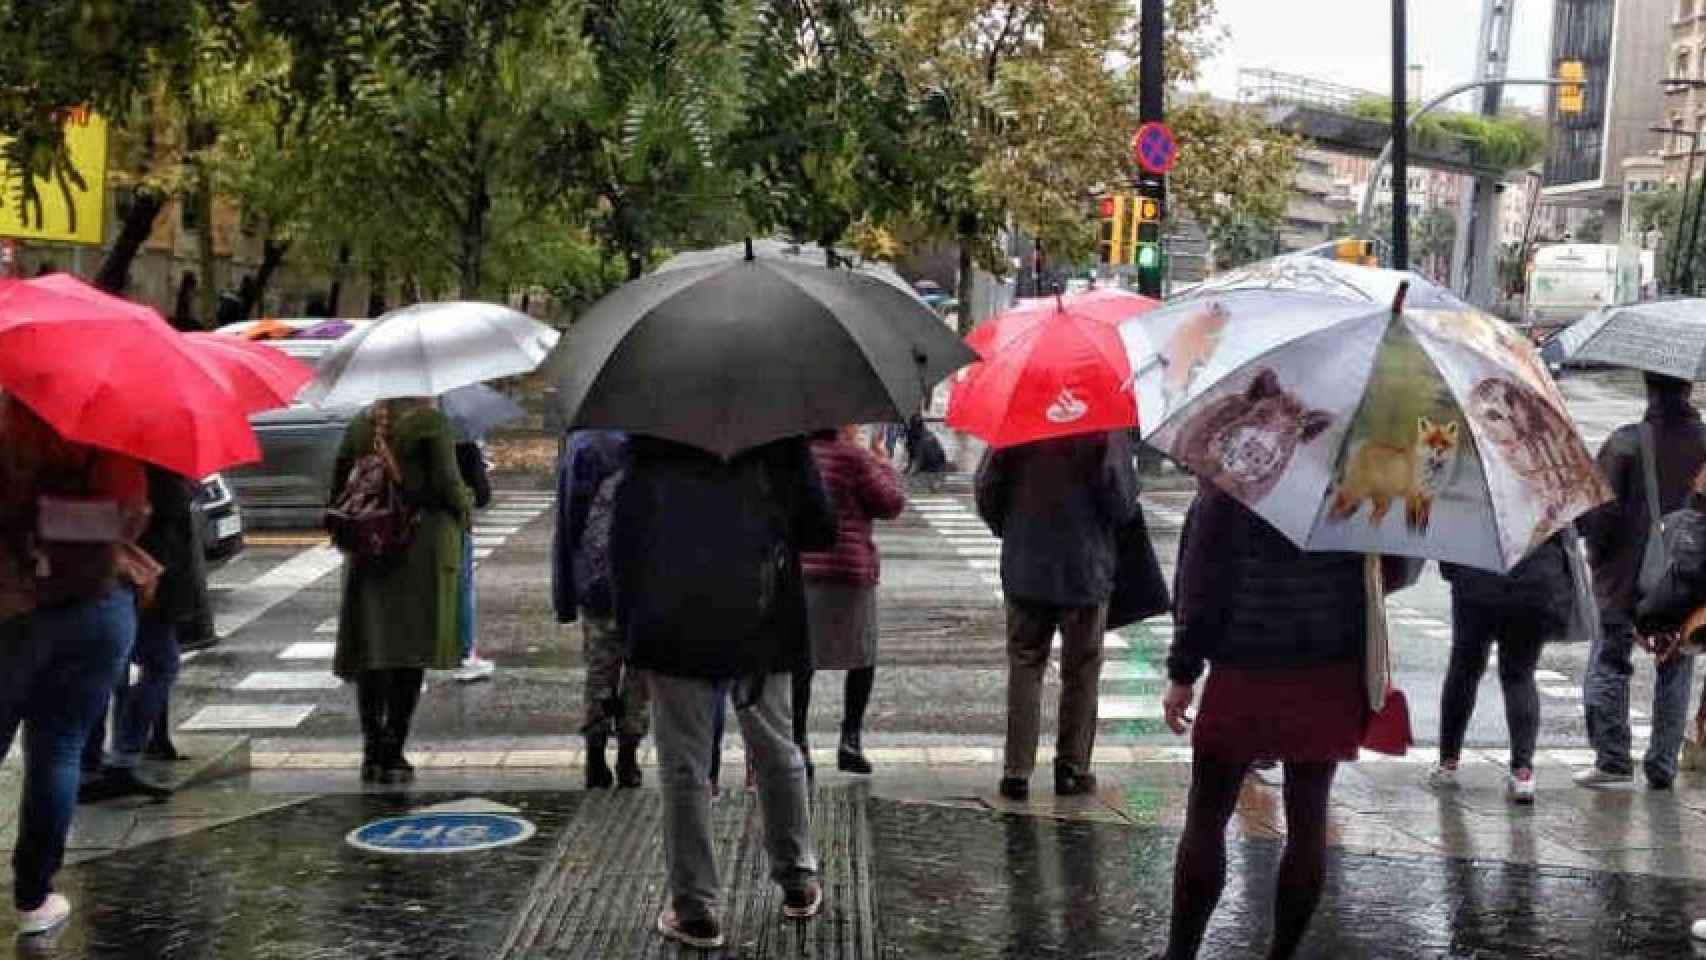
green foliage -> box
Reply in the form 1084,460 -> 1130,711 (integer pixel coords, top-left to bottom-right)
1348,98 -> 1545,170
1168,98 -> 1299,247
1208,218 -> 1277,271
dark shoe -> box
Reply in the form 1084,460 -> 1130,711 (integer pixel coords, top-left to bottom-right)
615,737 -> 642,789
585,736 -> 614,790
145,741 -> 189,762
1649,776 -> 1675,791
1055,765 -> 1098,797
997,777 -> 1029,801
361,761 -> 383,784
782,877 -> 824,920
837,744 -> 873,775
378,760 -> 416,786
82,767 -> 173,803
657,906 -> 724,949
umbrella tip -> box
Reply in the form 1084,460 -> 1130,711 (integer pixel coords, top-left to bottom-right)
744,237 -> 755,262
1393,281 -> 1410,313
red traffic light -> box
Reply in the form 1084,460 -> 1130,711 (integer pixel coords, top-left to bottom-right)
1098,197 -> 1116,219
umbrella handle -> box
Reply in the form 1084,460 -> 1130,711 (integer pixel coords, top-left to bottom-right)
1392,281 -> 1410,313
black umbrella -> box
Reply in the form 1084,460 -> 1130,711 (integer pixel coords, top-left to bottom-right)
547,239 -> 977,458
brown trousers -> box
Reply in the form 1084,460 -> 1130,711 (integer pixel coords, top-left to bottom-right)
1003,598 -> 1107,779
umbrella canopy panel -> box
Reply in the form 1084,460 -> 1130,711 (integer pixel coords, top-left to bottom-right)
1553,300 -> 1706,379
1172,253 -> 1471,311
552,255 -> 974,458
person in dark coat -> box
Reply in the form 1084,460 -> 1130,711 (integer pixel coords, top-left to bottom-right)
553,429 -> 647,789
794,427 -> 907,776
614,435 -> 834,950
1577,373 -> 1706,790
1427,535 -> 1573,805
975,431 -> 1139,799
81,468 -> 203,802
451,435 -> 495,682
1161,486 -> 1408,960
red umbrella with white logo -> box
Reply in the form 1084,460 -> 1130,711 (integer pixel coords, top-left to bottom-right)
946,289 -> 1157,448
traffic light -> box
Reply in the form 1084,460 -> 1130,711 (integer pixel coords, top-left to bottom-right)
1333,237 -> 1377,267
1558,60 -> 1585,115
1134,189 -> 1163,294
1098,194 -> 1133,265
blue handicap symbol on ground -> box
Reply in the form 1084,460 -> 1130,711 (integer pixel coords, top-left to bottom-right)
346,812 -> 536,855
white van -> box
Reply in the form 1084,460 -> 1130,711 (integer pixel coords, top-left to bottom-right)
1525,244 -> 1651,341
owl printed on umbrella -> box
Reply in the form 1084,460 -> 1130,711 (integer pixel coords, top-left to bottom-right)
1467,376 -> 1611,551
1174,368 -> 1334,504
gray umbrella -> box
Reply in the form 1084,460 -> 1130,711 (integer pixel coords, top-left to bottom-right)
547,239 -> 977,458
1553,299 -> 1706,379
439,383 -> 524,442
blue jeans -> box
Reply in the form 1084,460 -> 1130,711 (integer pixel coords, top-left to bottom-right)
1585,614 -> 1697,783
459,531 -> 476,660
108,618 -> 181,769
0,588 -> 136,909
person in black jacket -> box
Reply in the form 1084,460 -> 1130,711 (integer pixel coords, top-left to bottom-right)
976,431 -> 1140,800
1577,373 -> 1706,790
452,438 -> 494,682
1162,485 -> 1410,960
1427,536 -> 1572,805
82,468 -> 200,801
614,436 -> 835,950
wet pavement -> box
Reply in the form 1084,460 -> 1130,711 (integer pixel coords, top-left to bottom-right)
7,782 -> 1706,958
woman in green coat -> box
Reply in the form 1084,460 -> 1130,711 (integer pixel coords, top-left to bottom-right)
331,397 -> 472,783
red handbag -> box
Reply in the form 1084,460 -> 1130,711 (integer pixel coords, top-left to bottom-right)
1360,556 -> 1413,756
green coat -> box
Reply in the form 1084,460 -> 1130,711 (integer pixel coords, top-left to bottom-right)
331,405 -> 472,677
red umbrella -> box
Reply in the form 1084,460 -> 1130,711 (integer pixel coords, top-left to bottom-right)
0,275 -> 263,477
184,333 -> 314,413
947,289 -> 1157,448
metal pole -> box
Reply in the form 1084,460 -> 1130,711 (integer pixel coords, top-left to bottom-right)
1137,0 -> 1165,298
1391,0 -> 1409,270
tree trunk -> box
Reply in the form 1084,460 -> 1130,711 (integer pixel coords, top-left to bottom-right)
366,264 -> 387,317
460,182 -> 490,299
955,234 -> 976,337
93,188 -> 165,294
325,244 -> 351,316
246,234 -> 291,319
194,179 -> 217,327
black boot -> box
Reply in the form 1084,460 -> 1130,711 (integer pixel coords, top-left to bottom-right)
146,703 -> 187,762
585,734 -> 614,789
615,736 -> 642,789
378,669 -> 420,785
356,673 -> 387,783
837,729 -> 872,775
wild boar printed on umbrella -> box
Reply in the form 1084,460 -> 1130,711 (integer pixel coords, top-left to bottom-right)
1121,282 -> 1611,573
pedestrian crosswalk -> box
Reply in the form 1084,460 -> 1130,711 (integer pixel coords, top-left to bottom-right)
177,491 -> 556,733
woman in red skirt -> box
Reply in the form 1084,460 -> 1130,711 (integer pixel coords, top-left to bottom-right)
1161,484 -> 1390,960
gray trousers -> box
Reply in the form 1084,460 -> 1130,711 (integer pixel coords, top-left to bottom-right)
650,671 -> 818,922
1585,615 -> 1696,783
1003,599 -> 1107,779
582,615 -> 648,739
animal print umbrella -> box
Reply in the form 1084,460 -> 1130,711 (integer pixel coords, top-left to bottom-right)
1120,286 -> 1610,572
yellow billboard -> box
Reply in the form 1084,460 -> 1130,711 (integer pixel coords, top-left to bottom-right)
0,109 -> 108,245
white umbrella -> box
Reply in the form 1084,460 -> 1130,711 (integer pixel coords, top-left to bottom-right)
299,301 -> 559,408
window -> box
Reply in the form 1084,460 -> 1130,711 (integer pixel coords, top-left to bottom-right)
1679,49 -> 1692,82
1683,0 -> 1695,20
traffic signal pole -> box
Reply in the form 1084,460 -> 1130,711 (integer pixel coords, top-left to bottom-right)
1391,0 -> 1409,271
1138,0 -> 1165,297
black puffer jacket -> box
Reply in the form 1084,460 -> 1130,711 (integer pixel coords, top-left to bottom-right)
1441,534 -> 1573,632
1168,485 -> 1368,686
1636,500 -> 1706,636
613,436 -> 834,680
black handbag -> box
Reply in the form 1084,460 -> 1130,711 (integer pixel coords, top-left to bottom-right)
1107,504 -> 1171,630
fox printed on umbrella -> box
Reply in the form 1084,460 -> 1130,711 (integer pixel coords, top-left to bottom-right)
1329,417 -> 1462,534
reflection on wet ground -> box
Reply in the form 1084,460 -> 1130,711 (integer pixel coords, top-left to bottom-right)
873,802 -> 1706,959
7,787 -> 1706,958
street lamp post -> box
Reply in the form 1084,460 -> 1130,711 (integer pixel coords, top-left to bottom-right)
1391,0 -> 1409,270
1650,122 -> 1701,294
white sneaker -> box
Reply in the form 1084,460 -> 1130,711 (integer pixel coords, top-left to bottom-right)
453,657 -> 496,683
1251,762 -> 1283,787
1692,918 -> 1706,941
1424,764 -> 1460,791
1508,769 -> 1536,805
17,893 -> 71,936
1573,766 -> 1633,788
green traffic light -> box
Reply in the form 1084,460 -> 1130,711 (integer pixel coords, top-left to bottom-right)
1136,244 -> 1160,269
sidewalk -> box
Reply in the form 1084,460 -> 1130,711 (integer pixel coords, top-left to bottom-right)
7,756 -> 1706,956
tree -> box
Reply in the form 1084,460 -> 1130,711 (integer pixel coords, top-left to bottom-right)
885,0 -> 1138,331
1167,97 -> 1299,260
1575,211 -> 1605,244
1207,218 -> 1278,271
1413,205 -> 1457,282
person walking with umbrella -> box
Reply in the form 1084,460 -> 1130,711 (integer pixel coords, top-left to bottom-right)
793,425 -> 907,776
329,397 -> 473,783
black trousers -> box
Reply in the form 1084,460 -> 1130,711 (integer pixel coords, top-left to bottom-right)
355,668 -> 425,760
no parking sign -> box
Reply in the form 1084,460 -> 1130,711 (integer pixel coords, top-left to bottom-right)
1131,122 -> 1178,175
347,812 -> 536,855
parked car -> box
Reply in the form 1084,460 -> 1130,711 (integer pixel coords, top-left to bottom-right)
218,321 -> 367,529
196,472 -> 244,568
